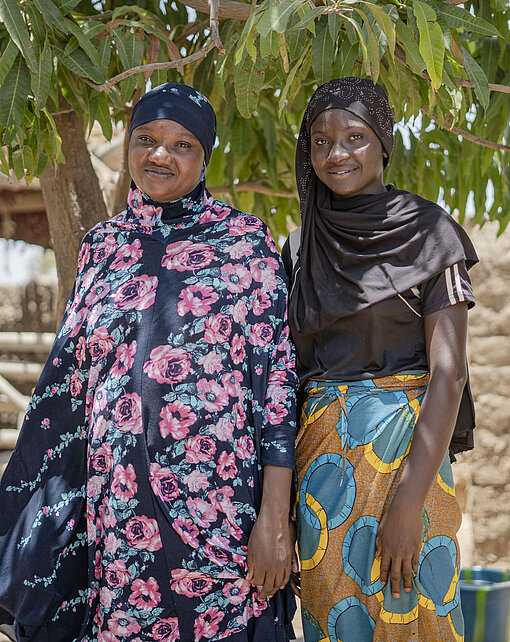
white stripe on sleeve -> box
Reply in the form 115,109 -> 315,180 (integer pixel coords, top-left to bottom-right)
445,267 -> 457,305
453,263 -> 465,302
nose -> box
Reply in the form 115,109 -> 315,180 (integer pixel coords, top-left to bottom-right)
149,144 -> 173,165
328,140 -> 349,163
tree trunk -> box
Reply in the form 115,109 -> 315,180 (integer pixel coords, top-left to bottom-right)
110,123 -> 131,217
110,94 -> 140,217
40,110 -> 108,325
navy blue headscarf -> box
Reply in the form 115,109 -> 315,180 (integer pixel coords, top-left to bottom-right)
129,82 -> 216,165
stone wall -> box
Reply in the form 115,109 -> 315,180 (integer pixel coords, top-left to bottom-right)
455,221 -> 510,568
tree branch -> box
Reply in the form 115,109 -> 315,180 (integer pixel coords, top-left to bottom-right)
176,0 -> 252,21
84,0 -> 224,92
209,181 -> 295,198
209,0 -> 226,53
394,48 -> 510,96
454,78 -> 510,94
425,111 -> 510,152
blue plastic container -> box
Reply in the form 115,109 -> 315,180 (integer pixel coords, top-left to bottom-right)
460,567 -> 510,642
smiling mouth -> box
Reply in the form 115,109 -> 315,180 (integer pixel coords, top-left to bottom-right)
145,167 -> 176,177
328,168 -> 358,176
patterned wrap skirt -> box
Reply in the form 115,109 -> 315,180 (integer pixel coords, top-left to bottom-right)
295,372 -> 464,642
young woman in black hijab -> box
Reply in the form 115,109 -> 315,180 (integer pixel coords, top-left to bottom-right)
283,77 -> 477,642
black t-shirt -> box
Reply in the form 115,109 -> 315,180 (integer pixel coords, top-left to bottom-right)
282,243 -> 475,384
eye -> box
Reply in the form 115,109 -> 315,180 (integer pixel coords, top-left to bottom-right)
313,137 -> 327,145
138,135 -> 154,143
176,141 -> 192,148
351,133 -> 363,141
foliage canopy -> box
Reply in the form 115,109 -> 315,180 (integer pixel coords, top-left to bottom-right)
0,0 -> 509,236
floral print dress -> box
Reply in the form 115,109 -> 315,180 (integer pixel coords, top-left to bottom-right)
0,183 -> 298,642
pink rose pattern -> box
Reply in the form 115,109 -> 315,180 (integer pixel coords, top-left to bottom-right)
10,185 -> 297,640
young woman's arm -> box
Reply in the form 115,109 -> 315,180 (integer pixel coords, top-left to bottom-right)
376,302 -> 468,598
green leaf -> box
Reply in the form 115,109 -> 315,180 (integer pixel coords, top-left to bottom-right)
97,35 -> 112,77
111,4 -> 151,21
331,38 -> 358,78
256,0 -> 304,37
54,42 -> 105,85
349,7 -> 379,77
439,4 -> 501,38
311,17 -> 334,84
95,91 -> 113,140
40,107 -> 62,160
54,0 -> 80,13
118,75 -> 138,106
0,39 -> 18,86
354,7 -> 381,78
328,13 -> 341,42
0,55 -> 31,143
0,143 -> 9,174
115,30 -> 144,71
0,0 -> 37,71
413,0 -> 444,89
234,55 -> 267,119
260,31 -> 279,59
480,38 -> 501,83
342,15 -> 370,74
462,47 -> 490,111
288,26 -> 310,62
25,2 -> 47,48
366,2 -> 395,54
230,116 -> 253,159
278,47 -> 309,116
396,21 -> 425,74
289,6 -> 324,32
258,105 -> 277,178
235,7 -> 262,65
63,18 -> 103,69
32,38 -> 53,111
33,0 -> 67,32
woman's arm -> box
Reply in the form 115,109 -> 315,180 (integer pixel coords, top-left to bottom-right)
246,465 -> 297,600
376,302 -> 468,598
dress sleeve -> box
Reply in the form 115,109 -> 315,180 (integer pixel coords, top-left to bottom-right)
420,261 -> 475,317
260,278 -> 298,469
0,233 -> 96,628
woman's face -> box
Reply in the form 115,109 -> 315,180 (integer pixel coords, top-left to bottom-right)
310,108 -> 386,197
128,119 -> 205,202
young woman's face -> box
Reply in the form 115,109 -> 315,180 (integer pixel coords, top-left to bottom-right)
128,119 -> 205,202
310,108 -> 387,197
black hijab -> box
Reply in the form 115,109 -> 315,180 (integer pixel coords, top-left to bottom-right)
289,77 -> 478,336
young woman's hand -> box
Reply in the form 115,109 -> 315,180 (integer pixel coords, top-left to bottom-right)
375,497 -> 423,598
246,512 -> 293,600
376,304 -> 470,599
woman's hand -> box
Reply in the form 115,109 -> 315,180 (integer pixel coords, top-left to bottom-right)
245,465 -> 294,600
376,303 -> 470,599
246,512 -> 293,600
375,497 -> 423,598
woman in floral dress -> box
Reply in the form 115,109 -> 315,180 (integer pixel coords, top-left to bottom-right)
0,83 -> 298,642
